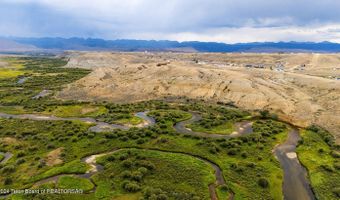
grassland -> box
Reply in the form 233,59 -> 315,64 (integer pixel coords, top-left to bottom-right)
95,148 -> 215,199
186,108 -> 249,135
297,129 -> 340,200
0,56 -> 337,200
45,105 -> 108,118
57,176 -> 95,192
187,121 -> 234,134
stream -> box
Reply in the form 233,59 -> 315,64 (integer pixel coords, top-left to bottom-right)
274,128 -> 315,200
173,112 -> 253,139
0,152 -> 13,164
0,110 -> 316,200
0,111 -> 155,133
32,148 -> 225,200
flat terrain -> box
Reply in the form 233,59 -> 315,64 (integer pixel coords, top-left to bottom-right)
58,52 -> 340,143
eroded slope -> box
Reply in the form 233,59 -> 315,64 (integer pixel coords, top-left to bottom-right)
58,52 -> 340,143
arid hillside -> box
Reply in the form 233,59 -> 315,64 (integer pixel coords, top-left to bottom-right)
58,52 -> 340,143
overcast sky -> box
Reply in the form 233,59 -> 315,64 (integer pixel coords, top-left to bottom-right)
1,0 -> 340,43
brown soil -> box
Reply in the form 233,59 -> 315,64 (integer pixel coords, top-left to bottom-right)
46,147 -> 64,166
0,137 -> 19,145
58,52 -> 340,143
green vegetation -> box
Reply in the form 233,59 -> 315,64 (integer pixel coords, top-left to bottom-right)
0,57 -> 91,111
0,69 -> 25,78
57,176 -> 95,192
95,148 -> 215,199
31,160 -> 89,182
188,121 -> 234,134
0,153 -> 4,162
0,56 -> 335,200
297,129 -> 340,200
186,107 -> 249,134
148,109 -> 192,127
45,104 -> 108,118
114,116 -> 143,125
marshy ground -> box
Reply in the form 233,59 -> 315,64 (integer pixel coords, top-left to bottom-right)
0,56 -> 338,200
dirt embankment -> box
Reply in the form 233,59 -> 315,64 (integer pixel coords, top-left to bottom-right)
58,52 -> 340,143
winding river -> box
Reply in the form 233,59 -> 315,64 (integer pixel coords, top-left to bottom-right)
0,111 -> 155,133
32,148 -> 225,200
174,112 -> 253,139
0,110 -> 316,200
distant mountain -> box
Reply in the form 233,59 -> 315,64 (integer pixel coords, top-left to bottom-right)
0,38 -> 39,52
2,37 -> 340,53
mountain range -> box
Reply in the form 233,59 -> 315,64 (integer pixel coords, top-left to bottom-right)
1,37 -> 340,53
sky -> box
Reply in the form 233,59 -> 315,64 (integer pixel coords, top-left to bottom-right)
1,0 -> 340,43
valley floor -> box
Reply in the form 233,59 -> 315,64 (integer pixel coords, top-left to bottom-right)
0,56 -> 338,200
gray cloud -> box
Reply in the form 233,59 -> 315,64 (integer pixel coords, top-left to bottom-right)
1,0 -> 340,42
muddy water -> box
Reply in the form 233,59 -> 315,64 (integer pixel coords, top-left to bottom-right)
0,111 -> 155,133
274,129 -> 315,200
0,152 -> 13,164
174,112 -> 253,139
32,90 -> 51,99
17,77 -> 28,84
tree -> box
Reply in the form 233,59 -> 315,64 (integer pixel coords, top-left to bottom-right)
259,110 -> 270,119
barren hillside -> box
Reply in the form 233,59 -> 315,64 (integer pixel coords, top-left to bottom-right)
59,52 -> 340,143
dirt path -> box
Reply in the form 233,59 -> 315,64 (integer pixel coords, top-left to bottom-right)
174,112 -> 253,139
274,128 -> 315,200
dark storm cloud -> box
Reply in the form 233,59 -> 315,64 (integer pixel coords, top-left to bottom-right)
1,0 -> 340,42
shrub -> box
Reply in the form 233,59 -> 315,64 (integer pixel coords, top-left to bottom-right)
220,184 -> 229,191
122,181 -> 141,192
136,138 -> 145,144
136,160 -> 155,170
4,177 -> 12,185
105,133 -> 118,139
87,133 -> 95,138
46,144 -> 55,149
118,154 -> 128,161
121,170 -> 132,179
120,136 -> 129,141
227,148 -> 238,156
16,158 -> 26,165
121,160 -> 133,168
138,167 -> 148,175
258,178 -> 269,188
334,162 -> 340,170
16,151 -> 25,158
131,171 -> 143,181
321,164 -> 334,172
333,187 -> 340,198
245,162 -> 256,168
330,151 -> 340,158
2,165 -> 15,173
241,151 -> 248,158
259,110 -> 270,119
106,155 -> 115,162
28,146 -> 38,152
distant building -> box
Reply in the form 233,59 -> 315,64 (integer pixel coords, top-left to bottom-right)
274,63 -> 285,72
245,64 -> 265,69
